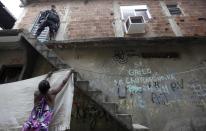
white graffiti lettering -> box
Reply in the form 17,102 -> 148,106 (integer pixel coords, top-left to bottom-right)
126,74 -> 176,84
128,68 -> 152,76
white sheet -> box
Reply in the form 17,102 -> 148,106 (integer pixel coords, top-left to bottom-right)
0,69 -> 74,131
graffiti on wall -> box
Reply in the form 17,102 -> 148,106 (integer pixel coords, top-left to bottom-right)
113,61 -> 206,109
114,79 -> 127,98
112,49 -> 179,64
151,92 -> 169,105
119,99 -> 134,110
73,90 -> 112,130
112,49 -> 128,64
188,79 -> 206,107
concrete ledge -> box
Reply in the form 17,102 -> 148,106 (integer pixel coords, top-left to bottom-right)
0,29 -> 23,36
46,36 -> 206,48
1,29 -> 206,49
0,36 -> 20,42
0,35 -> 21,49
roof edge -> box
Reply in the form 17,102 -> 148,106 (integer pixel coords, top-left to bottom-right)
46,36 -> 206,48
1,29 -> 206,48
0,29 -> 23,36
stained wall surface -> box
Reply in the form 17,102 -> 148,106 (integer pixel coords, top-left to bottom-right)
53,42 -> 206,131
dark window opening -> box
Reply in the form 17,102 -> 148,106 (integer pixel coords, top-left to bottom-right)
141,52 -> 180,58
130,16 -> 144,23
0,65 -> 23,84
167,4 -> 182,15
135,9 -> 149,21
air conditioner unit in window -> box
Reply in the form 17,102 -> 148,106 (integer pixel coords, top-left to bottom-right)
125,16 -> 146,34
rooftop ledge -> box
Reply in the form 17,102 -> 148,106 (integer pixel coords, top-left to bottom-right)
1,29 -> 206,48
46,36 -> 206,48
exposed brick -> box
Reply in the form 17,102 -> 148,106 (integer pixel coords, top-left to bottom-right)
16,0 -> 206,39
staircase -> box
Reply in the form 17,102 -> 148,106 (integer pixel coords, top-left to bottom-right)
19,30 -> 149,131
20,31 -> 68,69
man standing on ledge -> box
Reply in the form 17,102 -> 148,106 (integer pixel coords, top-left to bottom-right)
35,5 -> 60,40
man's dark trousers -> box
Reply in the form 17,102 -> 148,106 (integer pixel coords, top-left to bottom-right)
36,20 -> 58,39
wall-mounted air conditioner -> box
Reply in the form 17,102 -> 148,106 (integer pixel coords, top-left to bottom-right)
125,16 -> 146,34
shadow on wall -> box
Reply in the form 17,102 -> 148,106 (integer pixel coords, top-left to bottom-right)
70,88 -> 129,131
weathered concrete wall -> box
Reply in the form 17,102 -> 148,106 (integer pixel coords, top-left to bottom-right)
71,88 -> 129,131
0,48 -> 26,81
53,42 -> 206,131
0,47 -> 52,79
17,0 -> 206,39
30,55 -> 53,77
0,49 -> 25,66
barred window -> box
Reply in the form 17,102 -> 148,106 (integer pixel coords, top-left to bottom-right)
166,4 -> 182,15
120,5 -> 151,22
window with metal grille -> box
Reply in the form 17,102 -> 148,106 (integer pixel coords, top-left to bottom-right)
30,11 -> 49,42
120,5 -> 151,22
166,4 -> 182,15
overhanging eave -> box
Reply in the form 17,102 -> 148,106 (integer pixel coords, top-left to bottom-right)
0,2 -> 16,29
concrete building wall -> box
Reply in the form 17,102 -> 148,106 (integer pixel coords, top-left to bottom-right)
71,88 -> 129,131
17,0 -> 206,39
0,47 -> 53,79
174,0 -> 206,36
0,48 -> 25,82
52,42 -> 206,131
30,55 -> 53,77
0,49 -> 25,66
0,47 -> 126,131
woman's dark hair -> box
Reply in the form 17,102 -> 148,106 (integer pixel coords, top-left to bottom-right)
38,80 -> 50,95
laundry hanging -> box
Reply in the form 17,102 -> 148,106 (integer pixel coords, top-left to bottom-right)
0,69 -> 74,131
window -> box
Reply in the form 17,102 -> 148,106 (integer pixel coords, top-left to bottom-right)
135,9 -> 150,21
120,5 -> 151,22
0,65 -> 23,84
166,4 -> 182,15
120,5 -> 151,34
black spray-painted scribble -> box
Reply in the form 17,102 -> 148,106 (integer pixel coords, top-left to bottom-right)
112,49 -> 128,64
73,90 -> 111,130
151,92 -> 168,105
170,79 -> 184,91
188,80 -> 206,107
